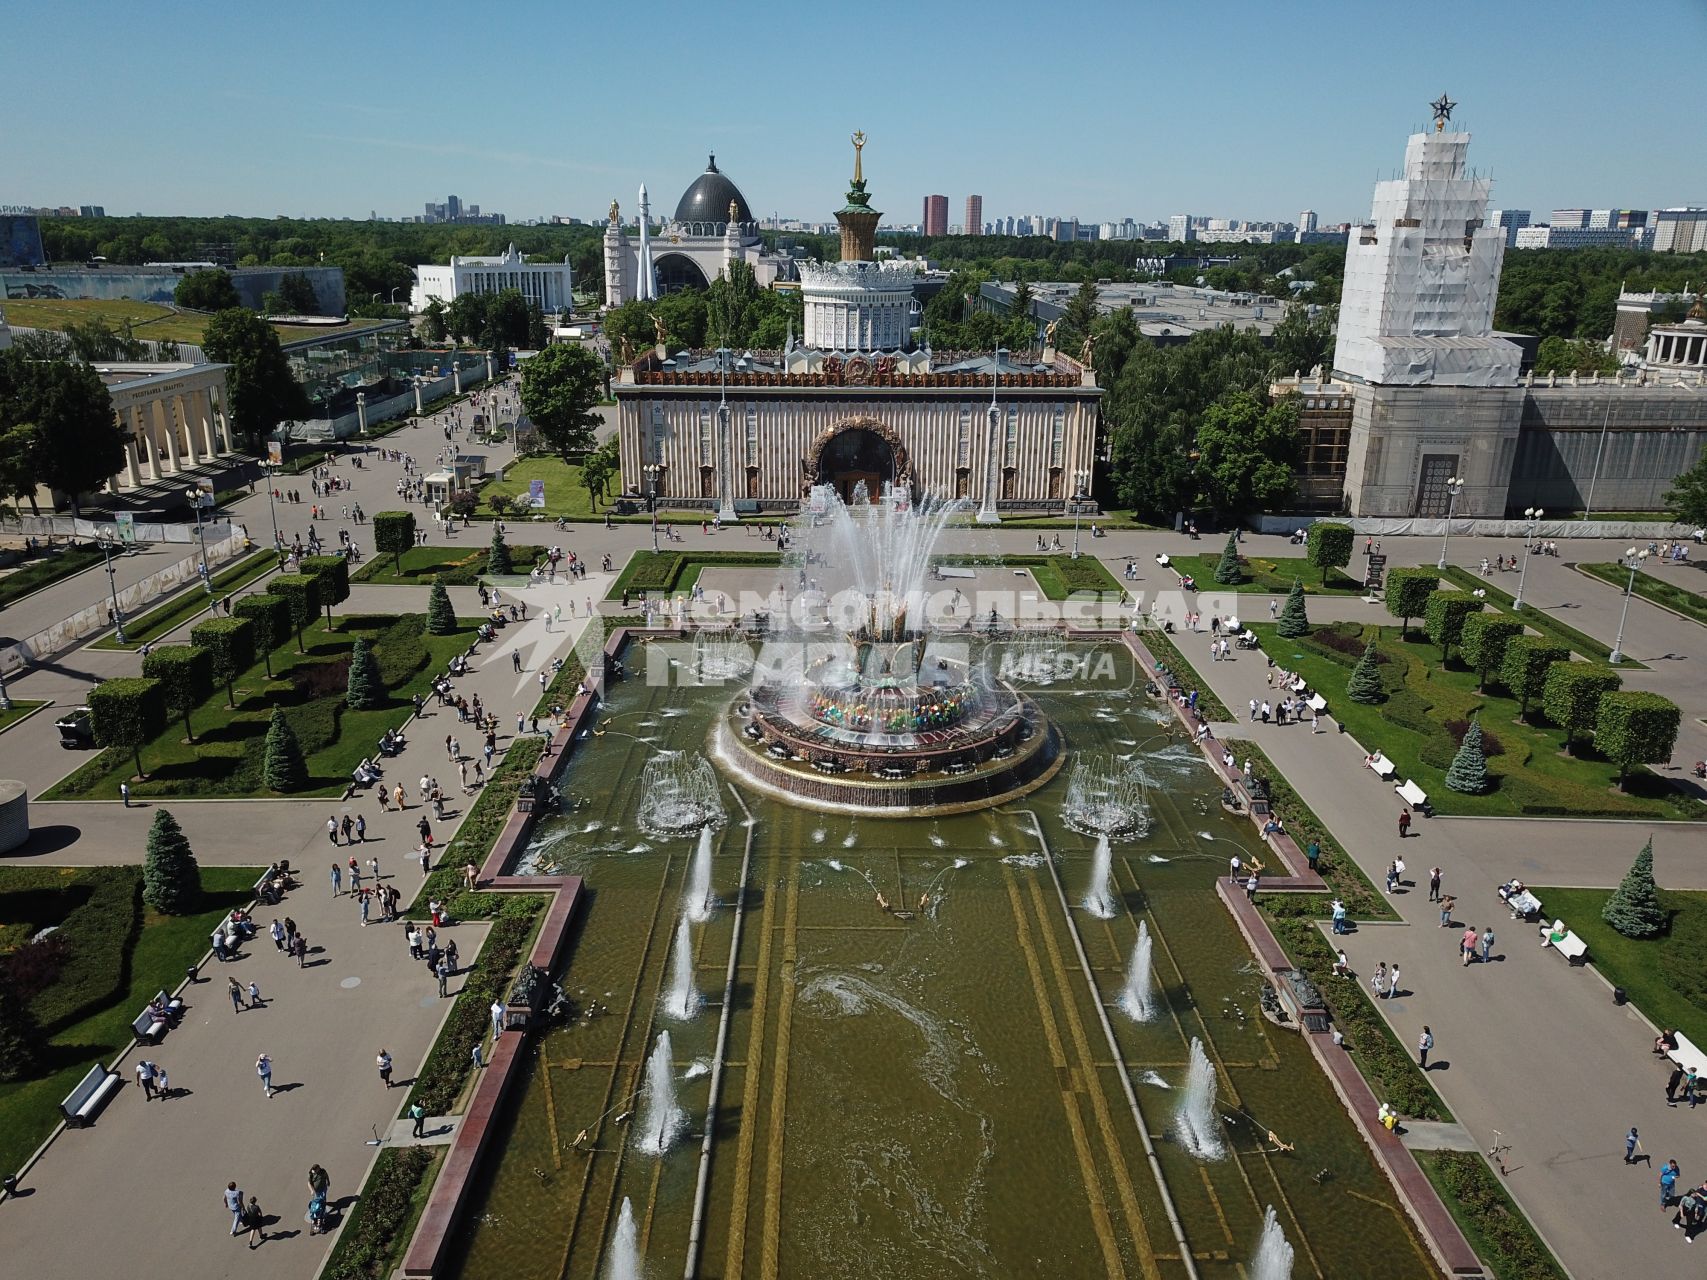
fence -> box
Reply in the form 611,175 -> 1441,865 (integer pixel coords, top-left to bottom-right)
1,516 -> 238,544
1252,514 -> 1695,540
0,527 -> 250,673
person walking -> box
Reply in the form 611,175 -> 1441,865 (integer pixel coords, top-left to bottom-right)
1398,809 -> 1412,839
308,1163 -> 330,1204
471,1041 -> 484,1070
437,959 -> 450,998
154,1062 -> 169,1098
1428,867 -> 1442,902
1388,964 -> 1401,997
244,1194 -> 266,1248
120,781 -> 131,808
1663,1159 -> 1681,1209
409,1101 -> 427,1138
330,862 -> 342,895
1626,1126 -> 1642,1164
1371,962 -> 1387,999
1306,841 -> 1321,873
247,980 -> 263,1009
270,918 -> 286,953
1228,853 -> 1242,883
359,892 -> 371,926
1480,926 -> 1495,962
223,1181 -> 246,1236
1667,1064 -> 1685,1106
377,1049 -> 393,1088
228,976 -> 245,1015
393,782 -> 407,810
294,933 -> 308,968
1418,1026 -> 1433,1069
1461,925 -> 1479,965
340,814 -> 354,844
491,999 -> 505,1039
355,814 -> 367,844
136,1059 -> 158,1100
1439,894 -> 1456,928
257,1053 -> 274,1098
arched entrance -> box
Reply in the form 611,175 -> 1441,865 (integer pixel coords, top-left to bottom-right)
818,427 -> 895,502
653,253 -> 710,294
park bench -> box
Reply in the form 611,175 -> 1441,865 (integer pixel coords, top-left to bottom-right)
1366,752 -> 1396,779
1669,1032 -> 1707,1077
131,988 -> 184,1044
1395,779 -> 1430,813
60,1063 -> 122,1127
1499,887 -> 1543,921
1540,920 -> 1588,965
1305,693 -> 1328,713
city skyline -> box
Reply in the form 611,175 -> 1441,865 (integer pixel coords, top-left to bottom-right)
5,0 -> 1704,226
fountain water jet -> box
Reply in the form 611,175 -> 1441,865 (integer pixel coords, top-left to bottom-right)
637,753 -> 724,837
663,917 -> 699,1021
1119,920 -> 1156,1021
1061,754 -> 1151,841
1176,1036 -> 1224,1158
1251,1205 -> 1295,1280
1082,836 -> 1117,919
683,826 -> 715,924
605,1197 -> 642,1280
634,1030 -> 685,1154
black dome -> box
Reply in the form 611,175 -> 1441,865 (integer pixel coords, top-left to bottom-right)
674,154 -> 753,227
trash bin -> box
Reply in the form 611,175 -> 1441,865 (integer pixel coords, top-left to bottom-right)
1613,987 -> 1628,1006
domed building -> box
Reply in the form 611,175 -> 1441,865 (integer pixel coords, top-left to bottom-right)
603,155 -> 791,306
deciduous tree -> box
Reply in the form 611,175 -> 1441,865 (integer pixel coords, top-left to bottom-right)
1305,522 -> 1353,585
232,592 -> 290,677
190,615 -> 255,707
1460,614 -> 1524,692
268,576 -> 321,652
1423,590 -> 1482,663
372,511 -> 417,575
520,344 -> 604,462
1500,637 -> 1571,716
200,309 -> 310,450
300,554 -> 350,628
1383,568 -> 1438,637
87,676 -> 166,780
1541,662 -> 1622,755
173,268 -> 240,312
141,644 -> 214,743
1595,690 -> 1682,790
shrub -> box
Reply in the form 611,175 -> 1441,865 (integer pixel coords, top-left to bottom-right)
1501,637 -> 1570,716
141,644 -> 214,742
1275,580 -> 1310,637
427,580 -> 456,635
190,615 -> 255,707
1346,639 -> 1384,704
346,637 -> 384,709
142,807 -> 201,914
88,676 -> 166,779
370,615 -> 432,686
1595,690 -> 1681,790
29,867 -> 141,1029
263,706 -> 308,792
1442,718 -> 1504,757
1460,613 -> 1524,691
232,592 -> 291,677
0,982 -> 44,1081
1444,718 -> 1490,794
301,554 -> 351,627
372,511 -> 417,575
1305,521 -> 1353,584
1213,531 -> 1244,585
1309,627 -> 1384,662
1384,567 -> 1438,635
1542,662 -> 1622,755
1603,838 -> 1666,938
1423,590 -> 1482,662
1427,1151 -> 1566,1280
269,575 -> 321,651
322,1145 -> 434,1280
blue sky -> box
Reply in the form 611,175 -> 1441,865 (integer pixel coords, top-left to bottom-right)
7,0 -> 1703,226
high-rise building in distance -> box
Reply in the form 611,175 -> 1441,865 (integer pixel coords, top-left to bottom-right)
1167,214 -> 1193,242
1298,210 -> 1318,234
964,194 -> 982,238
922,194 -> 947,237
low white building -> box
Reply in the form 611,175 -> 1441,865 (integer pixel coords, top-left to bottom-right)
410,243 -> 574,314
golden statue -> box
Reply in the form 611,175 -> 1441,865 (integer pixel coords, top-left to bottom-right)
728,198 -> 740,225
1044,318 -> 1059,348
1080,333 -> 1097,368
619,335 -> 634,364
649,311 -> 667,345
851,129 -> 866,182
608,198 -> 620,224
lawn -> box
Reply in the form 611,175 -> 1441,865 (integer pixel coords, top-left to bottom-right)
1,297 -> 393,347
0,864 -> 260,1176
607,549 -> 781,598
353,543 -> 547,587
91,550 -> 279,650
1414,1150 -> 1566,1280
0,701 -> 49,734
1254,620 -> 1702,820
476,456 -> 610,520
46,613 -> 475,800
1173,552 -> 1366,594
1436,566 -> 1643,668
1577,562 -> 1707,628
1530,886 -> 1707,1050
0,543 -> 105,609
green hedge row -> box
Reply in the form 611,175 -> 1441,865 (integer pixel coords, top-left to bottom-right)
403,895 -> 543,1117
431,737 -> 545,915
1425,1150 -> 1566,1280
1438,566 -> 1627,664
30,867 -> 142,1030
1270,917 -> 1449,1119
322,1145 -> 434,1280
1140,629 -> 1232,721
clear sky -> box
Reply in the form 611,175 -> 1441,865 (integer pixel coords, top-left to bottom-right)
7,0 -> 1703,228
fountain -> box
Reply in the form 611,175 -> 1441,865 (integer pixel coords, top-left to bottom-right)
663,917 -> 699,1021
1082,836 -> 1118,919
691,632 -> 755,683
713,484 -> 1060,814
683,826 -> 715,924
1176,1036 -> 1224,1159
606,1197 -> 642,1280
634,1030 -> 684,1155
636,753 -> 725,837
1119,920 -> 1156,1021
1251,1205 -> 1295,1280
1061,754 -> 1151,841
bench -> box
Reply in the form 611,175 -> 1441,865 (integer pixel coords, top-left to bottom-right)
1541,922 -> 1588,965
1366,753 -> 1396,779
1396,779 -> 1430,812
1670,1032 -> 1707,1077
131,989 -> 184,1044
1305,693 -> 1328,712
1500,888 -> 1543,921
60,1064 -> 122,1127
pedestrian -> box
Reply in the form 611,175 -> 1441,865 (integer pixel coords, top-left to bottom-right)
326,815 -> 339,845
1667,1065 -> 1685,1106
1398,809 -> 1412,839
1439,894 -> 1456,928
1371,962 -> 1386,999
1331,948 -> 1350,978
446,939 -> 458,971
367,854 -> 379,882
1686,1067 -> 1700,1109
308,1163 -> 330,1203
409,1101 -> 427,1138
1388,964 -> 1400,997
1480,926 -> 1495,962
1244,872 -> 1258,901
271,918 -> 286,952
349,857 -> 362,892
224,1181 -> 246,1236
248,980 -> 263,1009
1428,867 -> 1442,902
228,976 -> 245,1015
244,1194 -> 266,1248
359,892 -> 371,926
1418,1026 -> 1433,1069
1461,926 -> 1479,965
1310,709 -> 1320,733
512,650 -> 522,673
491,999 -> 505,1039
330,862 -> 342,895
294,934 -> 308,967
1306,840 -> 1321,872
377,1049 -> 393,1088
1663,1159 -> 1681,1209
394,782 -> 407,809
377,786 -> 390,812
355,814 -> 367,843
1626,1126 -> 1641,1164
136,1058 -> 157,1099
1268,598 -> 1278,618
154,1062 -> 169,1097
472,1041 -> 484,1069
437,959 -> 450,998
408,925 -> 422,959
340,814 -> 354,843
121,781 -> 131,807
1385,861 -> 1399,893
418,815 -> 432,845
1228,854 -> 1242,882
257,1053 -> 274,1098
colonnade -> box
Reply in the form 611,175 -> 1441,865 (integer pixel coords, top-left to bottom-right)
112,383 -> 236,490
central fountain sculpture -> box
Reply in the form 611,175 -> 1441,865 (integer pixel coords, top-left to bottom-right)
714,484 -> 1061,814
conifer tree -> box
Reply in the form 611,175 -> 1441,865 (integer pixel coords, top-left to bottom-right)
1212,531 -> 1243,585
1275,580 -> 1310,638
487,525 -> 513,576
143,807 -> 202,915
1602,838 -> 1666,939
346,637 -> 384,709
427,579 -> 457,635
263,707 -> 308,792
1346,639 -> 1384,704
1444,718 -> 1490,794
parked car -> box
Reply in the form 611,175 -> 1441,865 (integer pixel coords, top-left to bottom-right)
55,707 -> 95,749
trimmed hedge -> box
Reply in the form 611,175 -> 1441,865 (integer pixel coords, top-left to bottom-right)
1423,1150 -> 1566,1280
27,866 -> 142,1030
1142,629 -> 1231,721
1270,917 -> 1449,1120
322,1145 -> 434,1280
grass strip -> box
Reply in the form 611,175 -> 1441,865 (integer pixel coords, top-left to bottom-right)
321,1145 -> 438,1280
0,700 -> 49,734
1173,552 -> 1366,595
1577,561 -> 1707,628
353,544 -> 546,587
91,550 -> 278,650
0,544 -> 105,609
1137,627 -> 1232,721
1437,565 -> 1644,667
1415,1149 -> 1568,1280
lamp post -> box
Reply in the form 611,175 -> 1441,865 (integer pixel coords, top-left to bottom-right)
1609,546 -> 1645,664
98,529 -> 127,644
1069,468 -> 1090,559
643,463 -> 663,554
261,463 -> 283,553
1435,475 -> 1465,570
1513,506 -> 1543,610
185,487 -> 212,595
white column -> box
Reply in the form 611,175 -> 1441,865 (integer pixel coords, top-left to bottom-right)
976,404 -> 1002,524
356,392 -> 368,436
211,383 -> 234,452
176,395 -> 200,466
715,401 -> 738,522
124,438 -> 142,488
136,405 -> 161,481
194,389 -> 216,457
413,381 -> 424,415
453,363 -> 462,395
160,400 -> 181,473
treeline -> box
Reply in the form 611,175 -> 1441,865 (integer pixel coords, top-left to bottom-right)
1493,246 -> 1707,341
35,215 -> 607,310
600,263 -> 803,354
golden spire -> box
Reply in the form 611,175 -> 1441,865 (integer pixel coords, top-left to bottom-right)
851,130 -> 866,184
